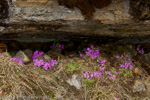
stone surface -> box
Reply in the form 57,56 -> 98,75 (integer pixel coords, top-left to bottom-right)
143,53 -> 150,64
124,45 -> 137,59
0,27 -> 5,32
132,80 -> 146,93
66,74 -> 82,89
7,0 -> 131,23
37,54 -> 51,62
0,0 -> 150,44
23,49 -> 33,59
15,51 -> 30,63
43,54 -> 51,61
0,20 -> 150,43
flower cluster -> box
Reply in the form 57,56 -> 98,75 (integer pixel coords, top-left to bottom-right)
97,59 -> 106,66
50,44 -> 64,51
84,71 -> 104,79
120,62 -> 133,70
99,66 -> 105,71
105,71 -> 117,80
33,59 -> 58,70
32,50 -> 44,59
137,45 -> 144,54
32,50 -> 58,70
83,45 -> 100,60
33,59 -> 44,67
84,71 -> 91,79
97,59 -> 106,71
91,71 -> 104,78
10,57 -> 24,66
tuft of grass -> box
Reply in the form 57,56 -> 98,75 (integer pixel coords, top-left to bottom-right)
83,78 -> 95,88
65,60 -> 82,74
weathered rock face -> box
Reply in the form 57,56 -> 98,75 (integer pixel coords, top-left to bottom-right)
0,0 -> 150,23
0,0 -> 9,19
0,0 -> 150,43
130,0 -> 150,20
4,0 -> 131,23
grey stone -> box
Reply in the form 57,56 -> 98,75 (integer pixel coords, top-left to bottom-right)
125,46 -> 137,59
132,80 -> 146,93
23,49 -> 33,59
37,54 -> 51,62
66,74 -> 82,89
143,53 -> 150,64
0,27 -> 5,32
43,54 -> 51,61
15,51 -> 30,63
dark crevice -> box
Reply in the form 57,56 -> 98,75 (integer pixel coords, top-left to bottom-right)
57,0 -> 112,20
0,0 -> 9,20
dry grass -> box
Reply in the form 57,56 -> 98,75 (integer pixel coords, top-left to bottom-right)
0,52 -> 150,100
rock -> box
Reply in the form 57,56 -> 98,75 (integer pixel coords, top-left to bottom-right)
47,50 -> 64,60
23,49 -> 33,59
43,54 -> 51,61
144,77 -> 150,95
37,54 -> 51,62
143,53 -> 150,64
0,27 -> 5,32
66,74 -> 82,89
124,46 -> 137,59
15,51 -> 30,63
134,67 -> 141,75
132,80 -> 146,93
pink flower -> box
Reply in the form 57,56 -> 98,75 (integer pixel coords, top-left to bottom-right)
99,67 -> 104,71
80,53 -> 83,57
116,55 -> 120,59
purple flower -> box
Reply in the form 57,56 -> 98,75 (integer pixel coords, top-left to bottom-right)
105,71 -> 111,76
84,71 -> 90,79
61,44 -> 64,49
91,45 -> 94,49
33,58 -> 58,70
80,53 -> 83,57
10,57 -> 24,66
108,74 -> 116,80
115,71 -> 118,75
91,71 -> 103,78
129,65 -> 133,70
116,55 -> 120,59
32,50 -> 44,59
124,57 -> 127,61
120,64 -> 124,68
100,60 -> 106,66
33,59 -> 45,67
141,48 -> 144,54
99,67 -> 104,71
137,45 -> 144,54
42,62 -> 49,70
50,45 -> 56,49
87,47 -> 90,51
116,96 -> 119,100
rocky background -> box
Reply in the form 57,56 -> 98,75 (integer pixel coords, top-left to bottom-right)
0,0 -> 148,23
0,0 -> 150,43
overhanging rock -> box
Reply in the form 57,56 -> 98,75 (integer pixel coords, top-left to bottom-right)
0,20 -> 150,43
0,0 -> 150,43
